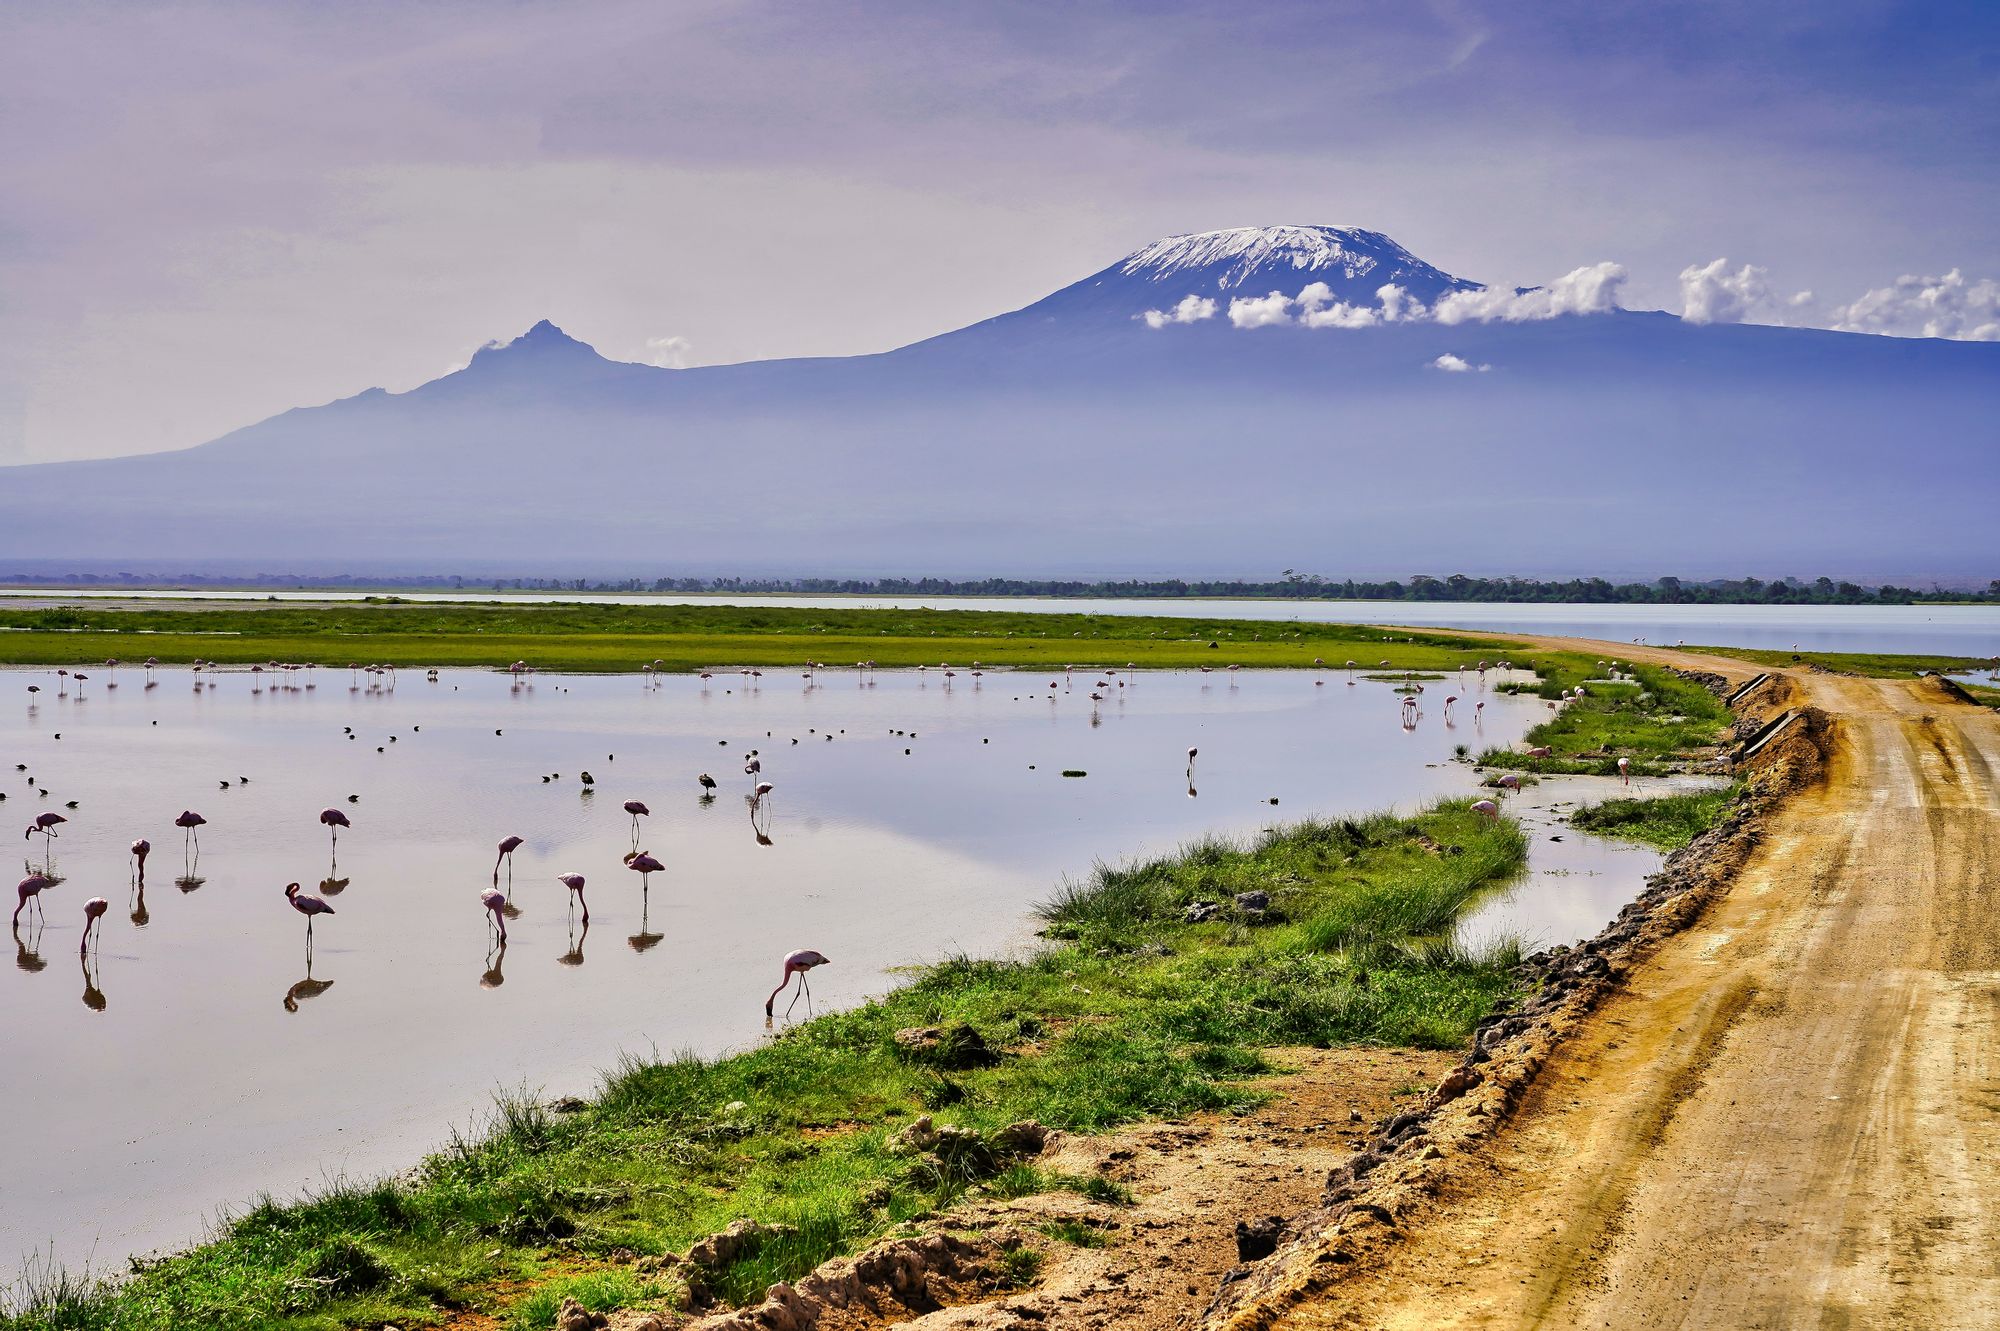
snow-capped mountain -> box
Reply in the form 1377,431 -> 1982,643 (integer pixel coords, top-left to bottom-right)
0,228 -> 1994,580
994,224 -> 1481,326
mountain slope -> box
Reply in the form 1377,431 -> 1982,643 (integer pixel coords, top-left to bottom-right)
1,228 -> 1995,580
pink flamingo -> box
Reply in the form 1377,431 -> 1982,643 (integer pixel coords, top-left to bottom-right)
556,872 -> 589,924
1443,695 -> 1457,723
480,887 -> 508,940
80,897 -> 108,955
765,948 -> 830,1018
284,882 -> 334,941
319,807 -> 351,849
1471,799 -> 1500,821
175,809 -> 206,851
753,781 -> 773,803
13,874 -> 51,926
1185,747 -> 1198,779
1497,773 -> 1521,791
26,812 -> 67,846
1617,756 -> 1631,785
130,838 -> 150,883
623,800 -> 650,838
626,851 -> 664,892
494,835 -> 525,882
1526,746 -> 1552,759
1474,700 -> 1485,720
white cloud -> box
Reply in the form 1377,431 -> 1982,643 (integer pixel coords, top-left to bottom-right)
1140,294 -> 1218,328
1295,281 -> 1378,328
1227,290 -> 1295,328
1430,353 -> 1489,372
1376,283 -> 1422,322
1432,261 -> 1628,324
1830,269 -> 2000,341
1678,258 -> 1815,325
643,334 -> 694,368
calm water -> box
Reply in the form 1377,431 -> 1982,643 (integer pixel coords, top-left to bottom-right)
4,590 -> 1999,656
2,664 -> 1662,1269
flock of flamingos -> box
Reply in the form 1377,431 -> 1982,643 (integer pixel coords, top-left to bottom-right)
10,648 -> 1614,1019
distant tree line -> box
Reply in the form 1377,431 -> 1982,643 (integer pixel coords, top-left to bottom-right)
9,570 -> 1998,603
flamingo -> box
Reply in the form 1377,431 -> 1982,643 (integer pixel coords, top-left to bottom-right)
765,948 -> 830,1018
623,800 -> 650,838
480,887 -> 508,940
26,812 -> 66,846
1617,756 -> 1631,785
1185,747 -> 1198,779
13,873 -> 51,926
556,872 -> 589,924
175,809 -> 206,851
80,897 -> 108,955
626,851 -> 664,892
1471,799 -> 1500,821
1497,773 -> 1521,790
130,838 -> 150,882
494,835 -> 525,882
319,807 -> 351,849
1443,695 -> 1457,723
284,882 -> 334,940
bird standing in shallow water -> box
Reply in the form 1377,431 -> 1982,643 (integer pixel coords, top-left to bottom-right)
319,807 -> 351,850
480,887 -> 508,940
765,949 -> 830,1018
25,812 -> 65,846
494,835 -> 524,883
284,882 -> 334,944
13,874 -> 51,926
80,897 -> 108,955
556,872 -> 589,924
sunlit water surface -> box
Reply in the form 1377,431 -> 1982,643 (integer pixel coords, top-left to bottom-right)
2,665 -> 1676,1267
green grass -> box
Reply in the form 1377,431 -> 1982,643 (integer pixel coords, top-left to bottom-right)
0,801 -> 1527,1331
0,601 -> 1524,675
1477,663 -> 1733,775
1570,783 -> 1744,851
1683,646 -> 1999,679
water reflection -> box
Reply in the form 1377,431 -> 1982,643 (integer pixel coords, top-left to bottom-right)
627,899 -> 664,954
79,951 -> 105,1012
14,920 -> 46,973
559,919 -> 588,967
282,958 -> 335,1013
129,877 -> 149,927
480,940 -> 507,988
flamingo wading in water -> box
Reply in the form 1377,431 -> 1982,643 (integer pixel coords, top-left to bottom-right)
13,874 -> 51,926
494,835 -> 525,883
176,810 -> 206,852
284,882 -> 335,941
765,948 -> 830,1018
80,897 -> 108,955
556,872 -> 589,924
319,807 -> 351,849
480,887 -> 508,940
26,812 -> 66,847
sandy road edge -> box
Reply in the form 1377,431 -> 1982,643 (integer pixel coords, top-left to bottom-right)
1200,668 -> 1829,1331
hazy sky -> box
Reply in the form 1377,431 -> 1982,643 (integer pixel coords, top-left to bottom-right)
4,1 -> 1996,462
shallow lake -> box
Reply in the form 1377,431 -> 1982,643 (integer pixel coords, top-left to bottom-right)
5,590 -> 1998,657
2,664 -> 1670,1270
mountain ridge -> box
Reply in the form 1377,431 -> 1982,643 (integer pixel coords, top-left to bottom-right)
1,226 -> 1994,580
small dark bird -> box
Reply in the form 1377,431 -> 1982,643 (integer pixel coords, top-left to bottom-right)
698,774 -> 717,792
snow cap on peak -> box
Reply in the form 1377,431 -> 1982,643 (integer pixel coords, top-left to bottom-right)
1118,225 -> 1478,301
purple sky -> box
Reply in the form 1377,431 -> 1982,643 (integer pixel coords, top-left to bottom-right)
3,1 -> 1995,462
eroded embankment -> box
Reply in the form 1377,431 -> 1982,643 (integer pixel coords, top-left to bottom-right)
1197,673 -> 1825,1330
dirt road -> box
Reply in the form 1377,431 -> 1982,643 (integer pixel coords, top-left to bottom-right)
1260,655 -> 2000,1329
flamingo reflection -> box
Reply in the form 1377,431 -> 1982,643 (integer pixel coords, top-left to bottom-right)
481,939 -> 508,988
627,898 -> 664,953
559,918 -> 589,967
14,918 -> 46,973
80,948 -> 106,1012
283,956 -> 335,1012
130,874 -> 150,927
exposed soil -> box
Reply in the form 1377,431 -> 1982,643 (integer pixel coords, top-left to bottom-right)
1202,642 -> 2000,1330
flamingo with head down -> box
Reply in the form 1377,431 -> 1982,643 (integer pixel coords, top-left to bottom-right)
765,948 -> 830,1018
